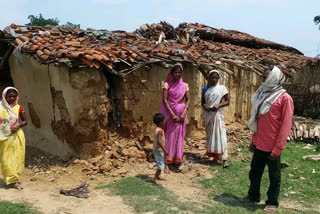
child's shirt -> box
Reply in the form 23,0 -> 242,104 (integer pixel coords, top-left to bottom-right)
153,127 -> 165,151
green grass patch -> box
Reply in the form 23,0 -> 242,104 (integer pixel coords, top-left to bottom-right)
100,142 -> 319,213
201,141 -> 320,213
0,201 -> 40,214
97,175 -> 198,214
280,142 -> 320,204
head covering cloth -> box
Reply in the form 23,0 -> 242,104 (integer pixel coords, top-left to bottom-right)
1,87 -> 19,121
248,66 -> 286,132
165,63 -> 184,89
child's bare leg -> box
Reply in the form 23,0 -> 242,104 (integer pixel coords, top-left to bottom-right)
155,169 -> 161,178
164,164 -> 170,174
153,169 -> 161,183
156,169 -> 166,181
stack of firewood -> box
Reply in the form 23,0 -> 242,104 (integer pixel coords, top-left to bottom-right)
288,120 -> 320,142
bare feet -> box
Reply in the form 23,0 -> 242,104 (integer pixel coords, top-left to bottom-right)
177,164 -> 184,172
223,160 -> 229,168
156,176 -> 166,181
13,182 -> 23,191
164,165 -> 170,174
264,205 -> 278,212
152,177 -> 159,185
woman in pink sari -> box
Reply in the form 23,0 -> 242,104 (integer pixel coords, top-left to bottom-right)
161,64 -> 190,173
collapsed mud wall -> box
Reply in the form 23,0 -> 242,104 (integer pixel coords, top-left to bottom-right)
9,55 -> 259,158
9,55 -> 112,158
116,64 -> 206,142
117,63 -> 260,143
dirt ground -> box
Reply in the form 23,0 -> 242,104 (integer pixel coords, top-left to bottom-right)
0,126 -> 259,214
0,150 -> 214,214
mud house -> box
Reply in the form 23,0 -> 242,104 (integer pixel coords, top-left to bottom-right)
0,22 -> 317,160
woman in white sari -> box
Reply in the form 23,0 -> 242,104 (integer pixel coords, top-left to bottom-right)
202,70 -> 230,168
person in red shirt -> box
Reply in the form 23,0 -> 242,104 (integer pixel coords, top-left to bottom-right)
242,66 -> 294,212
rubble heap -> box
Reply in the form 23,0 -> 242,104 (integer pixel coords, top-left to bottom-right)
176,23 -> 302,54
73,134 -> 150,175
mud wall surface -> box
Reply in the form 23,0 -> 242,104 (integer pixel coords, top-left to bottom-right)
223,64 -> 260,124
117,64 -> 260,141
9,55 -> 111,158
285,61 -> 320,119
116,65 -> 205,140
9,55 -> 259,158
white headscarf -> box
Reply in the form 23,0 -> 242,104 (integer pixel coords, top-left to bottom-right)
208,69 -> 220,77
174,63 -> 183,71
0,87 -> 20,140
248,66 -> 286,133
1,87 -> 19,120
208,70 -> 220,85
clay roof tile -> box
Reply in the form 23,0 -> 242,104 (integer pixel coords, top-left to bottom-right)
36,50 -> 44,56
92,60 -> 100,69
92,54 -> 103,61
1,22 -> 315,73
50,30 -> 61,36
15,38 -> 23,45
43,49 -> 52,56
80,56 -> 94,67
55,38 -> 64,44
78,37 -> 86,42
9,24 -> 17,29
56,49 -> 68,58
39,54 -> 49,61
25,32 -> 33,39
31,45 -> 40,52
15,27 -> 23,33
84,54 -> 94,61
72,29 -> 82,35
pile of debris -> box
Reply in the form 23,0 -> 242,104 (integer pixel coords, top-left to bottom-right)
176,23 -> 302,54
136,21 -> 176,40
73,135 -> 151,175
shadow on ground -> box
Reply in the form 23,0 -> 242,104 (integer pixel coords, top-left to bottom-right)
0,180 -> 13,189
184,151 -> 222,166
214,193 -> 265,212
25,146 -> 69,169
135,174 -> 155,183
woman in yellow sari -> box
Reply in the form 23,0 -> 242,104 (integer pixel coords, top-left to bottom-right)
0,87 -> 27,190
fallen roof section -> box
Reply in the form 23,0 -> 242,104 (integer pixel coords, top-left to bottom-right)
0,22 -> 316,77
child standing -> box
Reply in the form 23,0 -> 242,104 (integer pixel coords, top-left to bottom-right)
152,113 -> 168,184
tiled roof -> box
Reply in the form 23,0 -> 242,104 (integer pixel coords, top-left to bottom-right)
0,22 -> 316,76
